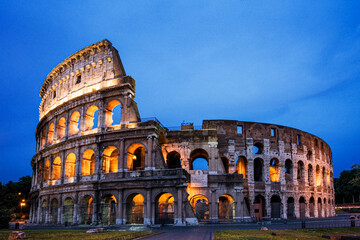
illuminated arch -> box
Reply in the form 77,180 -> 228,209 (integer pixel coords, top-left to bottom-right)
65,153 -> 76,178
69,111 -> 80,136
155,192 -> 174,224
270,158 -> 280,182
102,146 -> 118,173
190,195 -> 209,220
85,105 -> 99,131
105,100 -> 121,127
218,194 -> 234,219
79,195 -> 93,224
57,117 -> 66,139
82,149 -> 95,175
48,123 -> 54,144
127,143 -> 145,171
235,156 -> 247,177
52,156 -> 61,181
44,160 -> 50,182
126,193 -> 144,224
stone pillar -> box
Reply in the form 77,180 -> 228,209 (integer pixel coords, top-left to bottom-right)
95,143 -> 102,180
116,189 -> 124,224
175,188 -> 184,225
208,142 -> 218,174
74,147 -> 81,182
60,151 -> 66,184
65,110 -> 70,138
118,139 -> 124,172
36,198 -> 41,224
282,195 -> 287,219
234,187 -> 243,220
144,188 -> 152,225
46,195 -> 50,224
145,135 -> 154,170
73,193 -> 79,224
92,191 -> 99,225
99,99 -> 106,131
265,194 -> 271,218
210,189 -> 218,219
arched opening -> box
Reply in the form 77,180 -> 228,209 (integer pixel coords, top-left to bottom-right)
309,197 -> 315,217
190,195 -> 209,220
254,195 -> 266,221
221,156 -> 229,173
79,195 -> 93,225
307,150 -> 312,160
190,149 -> 209,170
69,111 -> 80,136
218,195 -> 234,219
41,200 -> 47,223
326,169 -> 330,186
287,197 -> 295,219
155,193 -> 174,224
166,151 -> 181,169
82,149 -> 95,175
37,164 -> 42,184
85,105 -> 99,131
126,193 -> 144,224
297,161 -> 305,182
41,129 -> 46,147
103,146 -> 118,173
316,165 -> 321,186
44,160 -> 50,182
65,153 -> 76,178
235,156 -> 247,177
299,197 -> 306,219
285,159 -> 293,181
317,197 -> 322,218
254,158 -> 263,181
322,167 -> 326,186
253,142 -> 263,154
270,158 -> 280,182
105,100 -> 121,127
308,164 -> 314,186
52,157 -> 61,181
271,195 -> 281,218
127,143 -> 145,171
48,123 -> 54,144
57,117 -> 66,139
63,197 -> 74,225
323,198 -> 327,217
50,198 -> 58,224
100,195 -> 117,225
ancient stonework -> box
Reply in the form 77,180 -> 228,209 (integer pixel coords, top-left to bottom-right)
29,39 -> 335,226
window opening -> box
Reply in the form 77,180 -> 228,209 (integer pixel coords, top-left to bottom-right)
271,128 -> 276,137
76,75 -> 81,84
237,125 -> 243,134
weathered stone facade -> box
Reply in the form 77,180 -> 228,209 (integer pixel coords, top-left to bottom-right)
29,39 -> 335,226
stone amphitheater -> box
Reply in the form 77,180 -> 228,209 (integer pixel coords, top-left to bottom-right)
29,39 -> 335,226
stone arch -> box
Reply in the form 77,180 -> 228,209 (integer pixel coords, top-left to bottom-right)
316,165 -> 321,186
41,128 -> 46,147
48,123 -> 54,144
309,197 -> 315,217
127,143 -> 145,171
65,153 -> 76,178
63,197 -> 74,224
100,194 -> 117,225
285,159 -> 293,181
235,156 -> 247,177
50,198 -> 59,224
105,100 -> 122,127
297,161 -> 305,182
270,158 -> 280,182
299,196 -> 306,218
317,197 -> 322,218
254,194 -> 266,220
155,192 -> 175,224
41,199 -> 47,223
323,198 -> 327,217
37,164 -> 42,183
221,156 -> 229,173
57,117 -> 66,139
82,149 -> 95,175
270,195 -> 281,218
52,156 -> 61,181
79,195 -> 93,224
69,111 -> 80,136
166,151 -> 181,169
102,146 -> 118,173
126,193 -> 144,224
190,148 -> 209,170
326,169 -> 330,186
287,197 -> 295,219
218,194 -> 234,219
189,194 -> 209,220
308,164 -> 314,186
253,142 -> 263,154
85,105 -> 99,131
44,160 -> 50,182
322,167 -> 326,186
254,158 -> 264,181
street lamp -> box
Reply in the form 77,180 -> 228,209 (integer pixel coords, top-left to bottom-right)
20,199 -> 26,219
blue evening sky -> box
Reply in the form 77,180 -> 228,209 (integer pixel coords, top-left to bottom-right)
0,1 -> 359,182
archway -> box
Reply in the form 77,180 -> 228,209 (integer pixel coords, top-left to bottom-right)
316,165 -> 321,186
69,111 -> 80,136
285,159 -> 293,181
190,195 -> 209,220
271,195 -> 281,218
126,193 -> 144,224
308,164 -> 314,186
270,158 -> 280,182
65,153 -> 76,178
41,200 -> 47,223
105,100 -> 121,126
218,195 -> 234,219
79,195 -> 93,225
82,149 -> 95,175
309,197 -> 315,217
127,143 -> 145,171
50,198 -> 58,224
287,197 -> 295,219
254,158 -> 263,181
48,123 -> 54,144
254,195 -> 266,221
63,197 -> 74,224
85,105 -> 99,130
318,197 -> 322,218
166,151 -> 181,169
297,161 -> 305,182
221,156 -> 229,173
100,195 -> 117,225
190,149 -> 209,170
103,146 -> 118,173
52,157 -> 61,181
299,197 -> 306,219
236,156 -> 247,177
57,117 -> 66,139
155,193 -> 174,224
44,160 -> 50,182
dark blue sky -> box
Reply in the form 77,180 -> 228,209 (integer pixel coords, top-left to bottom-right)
1,1 -> 359,183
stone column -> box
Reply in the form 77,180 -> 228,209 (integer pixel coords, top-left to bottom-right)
234,187 -> 243,220
36,198 -> 41,224
116,189 -> 124,224
145,135 -> 154,170
265,194 -> 271,218
282,195 -> 287,219
144,188 -> 152,225
176,187 -> 184,225
208,142 -> 218,174
46,195 -> 50,224
210,189 -> 218,219
92,191 -> 99,225
95,143 -> 102,180
118,139 -> 124,172
60,151 -> 66,184
74,146 -> 81,182
73,193 -> 79,224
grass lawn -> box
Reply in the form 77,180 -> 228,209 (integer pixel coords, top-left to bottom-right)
215,228 -> 360,240
0,229 -> 156,240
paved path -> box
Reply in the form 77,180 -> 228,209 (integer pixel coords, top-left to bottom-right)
142,226 -> 213,240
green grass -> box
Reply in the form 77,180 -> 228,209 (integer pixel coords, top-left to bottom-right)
215,228 -> 360,240
0,229 -> 156,240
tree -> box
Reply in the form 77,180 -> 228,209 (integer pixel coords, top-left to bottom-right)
335,165 -> 360,204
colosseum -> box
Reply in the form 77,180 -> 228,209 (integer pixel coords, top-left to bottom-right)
29,39 -> 335,226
